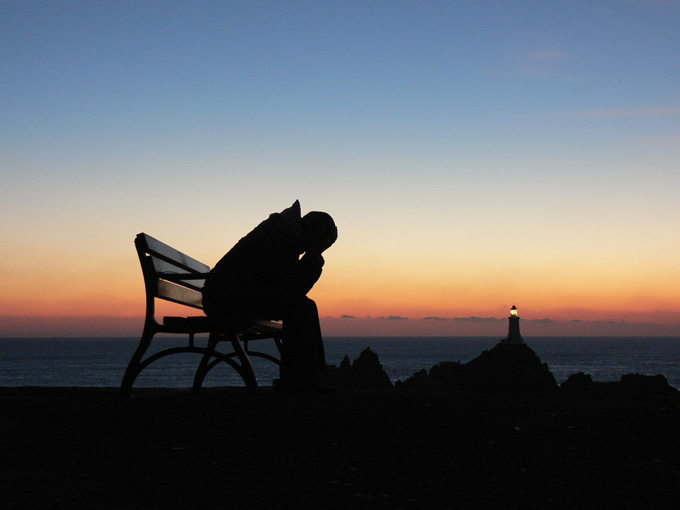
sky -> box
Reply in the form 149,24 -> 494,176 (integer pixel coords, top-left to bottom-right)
1,1 -> 679,337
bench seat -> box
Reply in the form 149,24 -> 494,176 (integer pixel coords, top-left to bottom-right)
162,316 -> 211,333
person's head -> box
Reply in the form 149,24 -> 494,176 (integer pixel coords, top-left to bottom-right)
300,211 -> 337,253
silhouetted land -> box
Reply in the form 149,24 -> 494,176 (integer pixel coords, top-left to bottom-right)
2,384 -> 680,509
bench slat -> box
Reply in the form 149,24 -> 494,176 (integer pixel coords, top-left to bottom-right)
137,233 -> 210,274
151,256 -> 207,291
157,279 -> 204,309
251,319 -> 283,330
151,256 -> 207,278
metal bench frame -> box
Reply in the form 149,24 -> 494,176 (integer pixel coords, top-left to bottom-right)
120,233 -> 282,395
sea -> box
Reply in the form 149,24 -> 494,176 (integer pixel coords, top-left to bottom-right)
1,336 -> 680,390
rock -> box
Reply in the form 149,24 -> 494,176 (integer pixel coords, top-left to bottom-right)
351,348 -> 392,387
459,343 -> 559,395
561,372 -> 594,393
397,362 -> 462,391
399,342 -> 558,395
325,348 -> 393,389
561,372 -> 680,400
620,373 -> 679,398
560,372 -> 619,398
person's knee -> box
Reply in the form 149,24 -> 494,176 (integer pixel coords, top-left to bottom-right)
303,296 -> 317,309
284,295 -> 315,313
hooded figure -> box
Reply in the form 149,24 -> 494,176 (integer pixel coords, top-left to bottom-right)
203,200 -> 337,389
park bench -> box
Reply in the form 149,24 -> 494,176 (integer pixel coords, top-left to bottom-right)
120,233 -> 282,396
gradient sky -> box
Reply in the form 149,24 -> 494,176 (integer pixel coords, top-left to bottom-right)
2,1 -> 679,337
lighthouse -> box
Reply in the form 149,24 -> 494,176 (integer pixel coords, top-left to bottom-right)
503,305 -> 524,344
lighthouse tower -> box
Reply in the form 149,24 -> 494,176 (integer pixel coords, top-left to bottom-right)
503,305 -> 524,344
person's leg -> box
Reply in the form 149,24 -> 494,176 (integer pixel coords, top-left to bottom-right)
307,297 -> 327,370
280,296 -> 326,385
207,288 -> 326,388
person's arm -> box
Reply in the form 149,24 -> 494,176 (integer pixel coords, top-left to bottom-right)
296,251 -> 324,295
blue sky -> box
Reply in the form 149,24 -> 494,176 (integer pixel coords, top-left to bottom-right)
2,1 -> 679,336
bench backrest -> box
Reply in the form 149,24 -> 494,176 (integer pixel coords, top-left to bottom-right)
135,233 -> 210,310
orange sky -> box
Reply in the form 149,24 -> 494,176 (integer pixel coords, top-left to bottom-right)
2,3 -> 679,338
1,246 -> 677,337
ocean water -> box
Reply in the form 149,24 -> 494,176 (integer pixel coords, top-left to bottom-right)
1,336 -> 679,389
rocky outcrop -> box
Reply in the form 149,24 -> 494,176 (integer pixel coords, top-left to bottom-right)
562,372 -> 680,399
325,347 -> 393,389
398,342 -> 558,395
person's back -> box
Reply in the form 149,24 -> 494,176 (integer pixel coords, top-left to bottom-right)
203,202 -> 302,322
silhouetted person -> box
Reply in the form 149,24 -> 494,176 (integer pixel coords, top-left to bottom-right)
203,200 -> 337,392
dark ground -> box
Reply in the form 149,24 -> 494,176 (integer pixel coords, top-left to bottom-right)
2,386 -> 680,509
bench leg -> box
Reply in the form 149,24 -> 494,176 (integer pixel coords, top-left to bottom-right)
193,332 -> 219,394
121,326 -> 155,396
231,334 -> 257,393
192,331 -> 259,394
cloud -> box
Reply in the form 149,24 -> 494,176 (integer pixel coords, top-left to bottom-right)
340,314 -> 355,319
528,318 -> 557,324
454,316 -> 502,323
387,315 -> 408,321
567,319 -> 630,325
423,316 -> 451,321
561,106 -> 680,120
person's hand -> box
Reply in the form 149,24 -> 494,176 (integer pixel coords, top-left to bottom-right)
297,251 -> 324,294
300,250 -> 324,269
